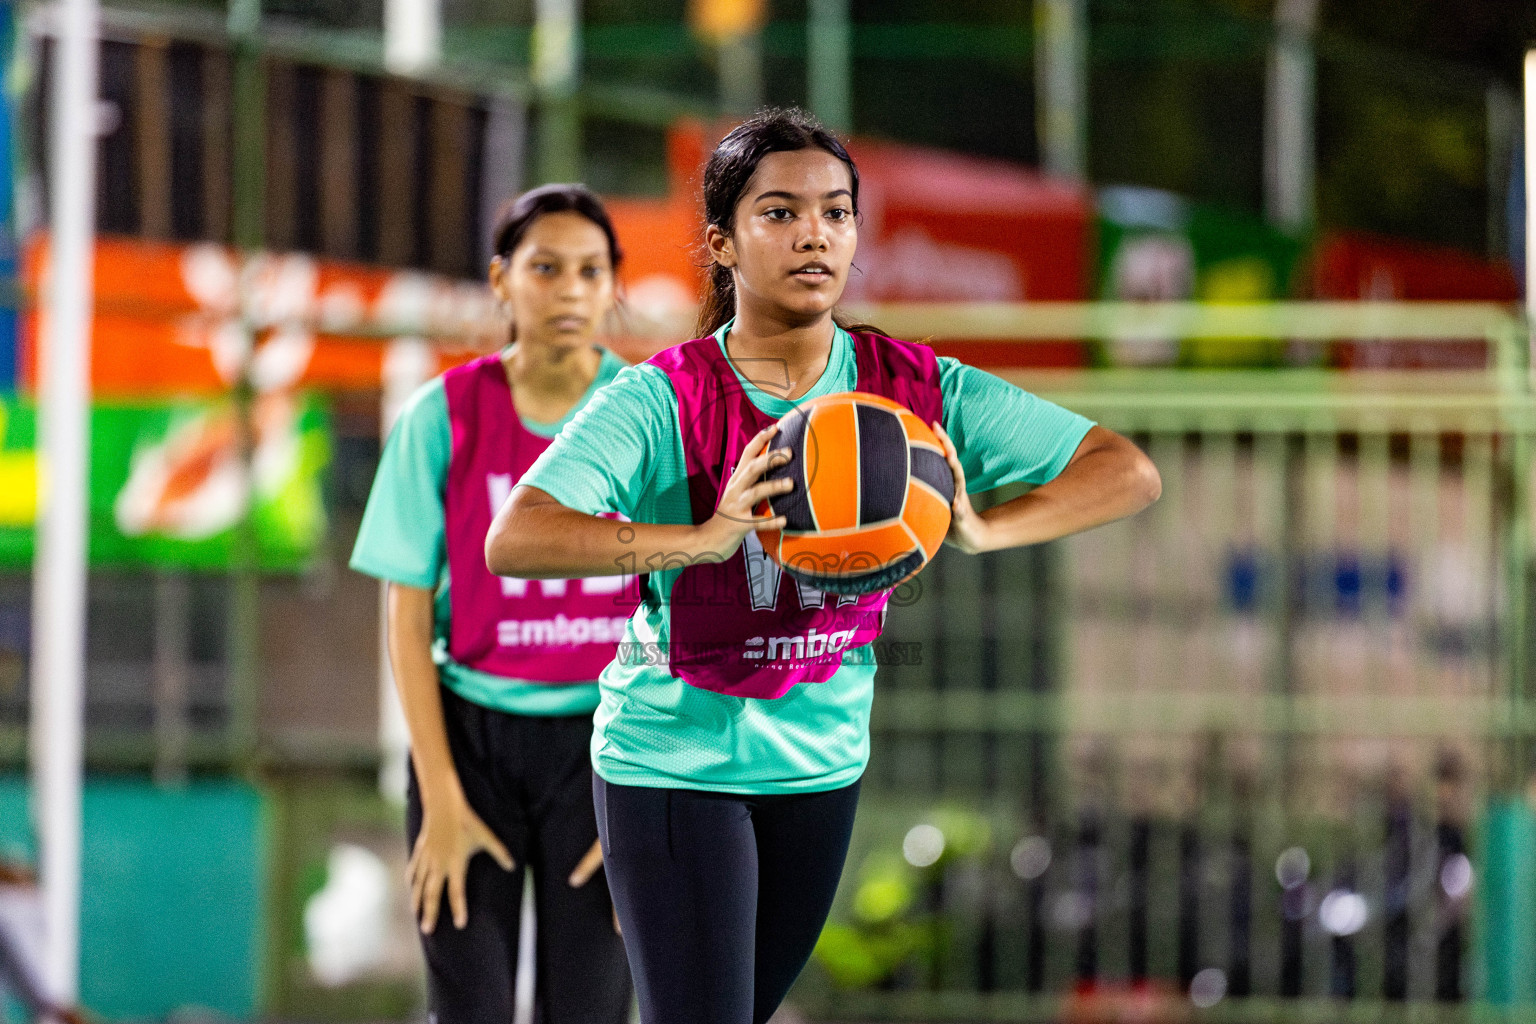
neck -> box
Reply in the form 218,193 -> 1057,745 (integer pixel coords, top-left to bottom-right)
722,306 -> 837,401
503,337 -> 599,397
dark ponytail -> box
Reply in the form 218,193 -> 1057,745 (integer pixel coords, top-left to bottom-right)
695,107 -> 861,338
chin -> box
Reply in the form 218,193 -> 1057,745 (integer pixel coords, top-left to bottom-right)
777,294 -> 839,322
525,333 -> 592,352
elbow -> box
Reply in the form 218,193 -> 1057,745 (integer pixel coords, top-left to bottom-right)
485,491 -> 529,577
1132,450 -> 1162,509
485,527 -> 517,578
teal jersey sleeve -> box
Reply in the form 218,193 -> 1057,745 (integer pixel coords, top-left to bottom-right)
519,362 -> 685,521
349,377 -> 451,589
938,356 -> 1095,493
349,347 -> 628,588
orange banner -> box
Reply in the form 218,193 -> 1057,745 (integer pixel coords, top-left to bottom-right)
21,235 -> 500,398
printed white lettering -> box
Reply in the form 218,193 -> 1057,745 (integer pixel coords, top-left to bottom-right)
767,635 -> 806,660
489,478 -> 633,597
498,576 -> 571,598
495,615 -> 628,648
745,626 -> 865,663
741,531 -> 850,611
487,473 -> 514,517
742,531 -> 780,611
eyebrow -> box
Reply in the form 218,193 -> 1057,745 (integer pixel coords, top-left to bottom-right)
525,247 -> 610,260
752,189 -> 854,204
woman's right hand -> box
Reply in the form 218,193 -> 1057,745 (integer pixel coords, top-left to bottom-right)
408,790 -> 515,934
695,424 -> 793,561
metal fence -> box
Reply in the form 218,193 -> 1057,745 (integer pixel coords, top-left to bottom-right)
797,303 -> 1536,1021
5,299 -> 1532,1019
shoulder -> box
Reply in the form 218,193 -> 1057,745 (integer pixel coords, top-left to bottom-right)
852,330 -> 942,378
853,329 -> 935,356
936,356 -> 1011,395
638,336 -> 734,403
644,335 -> 724,375
391,375 -> 450,435
568,360 -> 679,429
605,359 -> 676,398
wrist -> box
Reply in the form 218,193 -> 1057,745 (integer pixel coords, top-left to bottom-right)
691,517 -> 736,563
420,775 -> 468,813
970,508 -> 1004,553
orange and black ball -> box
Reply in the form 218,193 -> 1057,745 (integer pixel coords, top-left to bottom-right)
757,392 -> 954,595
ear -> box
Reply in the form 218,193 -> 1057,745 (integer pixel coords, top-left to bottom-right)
488,255 -> 510,302
704,223 -> 735,269
594,270 -> 619,321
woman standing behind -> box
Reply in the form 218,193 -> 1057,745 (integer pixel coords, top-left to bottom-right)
486,109 -> 1161,1024
350,185 -> 634,1024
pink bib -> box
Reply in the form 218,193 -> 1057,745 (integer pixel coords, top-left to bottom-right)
443,353 -> 640,683
648,331 -> 943,699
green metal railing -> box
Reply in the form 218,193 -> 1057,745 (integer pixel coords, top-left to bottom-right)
6,291 -> 1532,1017
796,302 -> 1536,1020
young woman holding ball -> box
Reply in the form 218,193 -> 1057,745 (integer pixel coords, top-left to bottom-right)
486,109 -> 1160,1024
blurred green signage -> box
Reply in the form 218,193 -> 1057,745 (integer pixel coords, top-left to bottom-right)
1095,185 -> 1305,368
0,394 -> 330,570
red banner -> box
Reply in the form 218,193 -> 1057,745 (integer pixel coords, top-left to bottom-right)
1312,232 -> 1519,371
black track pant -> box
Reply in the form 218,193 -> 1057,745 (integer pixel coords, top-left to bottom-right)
406,688 -> 631,1024
594,775 -> 861,1024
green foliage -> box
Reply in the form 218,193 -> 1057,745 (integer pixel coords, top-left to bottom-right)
929,804 -> 994,861
812,803 -> 996,989
814,921 -> 927,988
852,851 -> 917,924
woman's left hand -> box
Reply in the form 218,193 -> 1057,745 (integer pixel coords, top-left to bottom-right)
569,837 -> 622,935
932,422 -> 991,555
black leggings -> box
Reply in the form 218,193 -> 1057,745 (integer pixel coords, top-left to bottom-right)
594,775 -> 861,1024
407,689 -> 631,1024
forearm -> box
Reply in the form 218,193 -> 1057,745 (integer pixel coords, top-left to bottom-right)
486,485 -> 717,579
974,430 -> 1160,551
386,584 -> 463,808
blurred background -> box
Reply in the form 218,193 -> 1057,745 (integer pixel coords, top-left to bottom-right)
2,0 -> 1536,1021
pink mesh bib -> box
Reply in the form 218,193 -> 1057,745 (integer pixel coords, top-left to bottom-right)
648,332 -> 943,699
443,353 -> 640,683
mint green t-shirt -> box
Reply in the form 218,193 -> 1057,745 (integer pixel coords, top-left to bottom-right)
349,346 -> 628,716
519,325 -> 1095,792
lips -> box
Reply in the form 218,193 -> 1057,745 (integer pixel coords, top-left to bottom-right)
548,315 -> 588,330
792,262 -> 833,281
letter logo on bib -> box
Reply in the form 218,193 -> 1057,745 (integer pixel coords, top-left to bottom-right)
741,531 -> 857,612
488,472 -> 627,597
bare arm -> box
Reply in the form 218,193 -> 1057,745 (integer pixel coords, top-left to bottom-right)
936,423 -> 1160,554
388,582 -> 513,933
486,424 -> 793,578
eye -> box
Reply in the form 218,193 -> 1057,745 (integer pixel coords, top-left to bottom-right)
581,265 -> 603,279
764,207 -> 793,221
827,207 -> 852,221
532,261 -> 556,274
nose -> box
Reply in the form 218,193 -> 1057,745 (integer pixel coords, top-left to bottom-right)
796,229 -> 828,253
